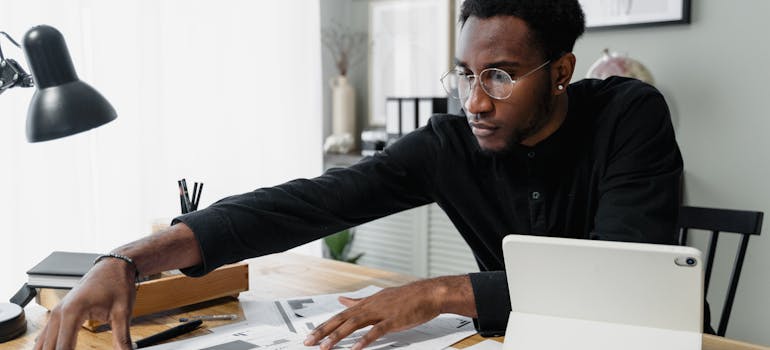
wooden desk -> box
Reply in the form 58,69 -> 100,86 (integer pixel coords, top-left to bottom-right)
5,253 -> 767,349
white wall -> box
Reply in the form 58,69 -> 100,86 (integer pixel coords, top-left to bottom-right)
572,1 -> 770,345
0,0 -> 323,301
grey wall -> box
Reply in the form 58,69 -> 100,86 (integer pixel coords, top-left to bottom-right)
320,0 -> 770,345
573,1 -> 770,345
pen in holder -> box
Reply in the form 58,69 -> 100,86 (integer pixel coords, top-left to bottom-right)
178,178 -> 203,214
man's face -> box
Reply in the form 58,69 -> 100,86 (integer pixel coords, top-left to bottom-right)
457,16 -> 555,152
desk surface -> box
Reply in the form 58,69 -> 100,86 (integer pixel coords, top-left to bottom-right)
5,253 -> 767,349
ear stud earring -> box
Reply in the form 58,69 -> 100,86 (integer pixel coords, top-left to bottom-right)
557,84 -> 564,90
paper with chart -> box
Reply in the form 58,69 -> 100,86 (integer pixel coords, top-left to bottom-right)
145,286 -> 475,349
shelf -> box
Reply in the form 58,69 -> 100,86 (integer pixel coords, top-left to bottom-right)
323,152 -> 364,170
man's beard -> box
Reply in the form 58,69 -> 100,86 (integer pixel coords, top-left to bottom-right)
481,83 -> 556,156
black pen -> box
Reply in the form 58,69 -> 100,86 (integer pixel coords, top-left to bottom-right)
132,319 -> 203,349
181,179 -> 192,211
178,180 -> 189,214
191,182 -> 199,210
193,183 -> 203,210
179,314 -> 238,322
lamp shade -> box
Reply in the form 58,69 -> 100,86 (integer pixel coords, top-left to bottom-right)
22,25 -> 116,142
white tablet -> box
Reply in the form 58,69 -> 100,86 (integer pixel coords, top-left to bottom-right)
502,234 -> 703,350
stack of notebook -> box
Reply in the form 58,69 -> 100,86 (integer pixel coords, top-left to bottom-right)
26,251 -> 100,289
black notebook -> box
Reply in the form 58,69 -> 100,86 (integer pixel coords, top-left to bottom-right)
26,251 -> 100,289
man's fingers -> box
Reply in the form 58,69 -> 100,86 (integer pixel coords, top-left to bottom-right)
338,296 -> 361,307
304,311 -> 347,345
40,309 -> 61,350
352,323 -> 390,350
33,321 -> 50,350
54,307 -> 87,350
109,307 -> 134,350
318,316 -> 373,350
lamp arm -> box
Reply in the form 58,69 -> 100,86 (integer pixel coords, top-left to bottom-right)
0,31 -> 34,95
0,31 -> 22,61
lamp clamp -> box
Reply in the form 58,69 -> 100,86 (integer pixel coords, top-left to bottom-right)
0,31 -> 34,95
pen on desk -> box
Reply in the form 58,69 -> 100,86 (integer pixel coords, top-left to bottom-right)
132,319 -> 203,349
179,314 -> 238,322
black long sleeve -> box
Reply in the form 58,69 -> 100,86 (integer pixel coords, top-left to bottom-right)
174,77 -> 682,335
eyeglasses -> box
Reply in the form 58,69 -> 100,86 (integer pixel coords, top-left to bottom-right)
440,60 -> 551,100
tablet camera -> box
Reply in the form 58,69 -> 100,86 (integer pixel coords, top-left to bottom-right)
675,256 -> 698,267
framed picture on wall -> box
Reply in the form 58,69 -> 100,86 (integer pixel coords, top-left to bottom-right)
579,0 -> 691,30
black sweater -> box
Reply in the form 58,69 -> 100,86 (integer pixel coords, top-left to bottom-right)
175,77 -> 683,336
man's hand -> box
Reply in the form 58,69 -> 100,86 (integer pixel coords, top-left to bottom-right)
303,275 -> 476,350
33,259 -> 137,350
32,223 -> 202,350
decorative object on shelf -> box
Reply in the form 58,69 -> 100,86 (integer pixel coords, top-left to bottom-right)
323,229 -> 363,264
322,23 -> 367,154
579,0 -> 691,30
323,132 -> 354,154
361,128 -> 388,156
586,48 -> 655,85
329,75 -> 356,153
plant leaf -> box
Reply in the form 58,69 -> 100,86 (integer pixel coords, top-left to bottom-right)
346,252 -> 364,264
323,230 -> 350,259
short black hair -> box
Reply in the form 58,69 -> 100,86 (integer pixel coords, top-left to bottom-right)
459,0 -> 585,61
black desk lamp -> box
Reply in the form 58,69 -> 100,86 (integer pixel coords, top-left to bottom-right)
1,24 -> 116,142
0,24 -> 117,343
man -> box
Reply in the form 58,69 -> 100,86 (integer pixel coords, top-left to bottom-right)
35,1 -> 685,349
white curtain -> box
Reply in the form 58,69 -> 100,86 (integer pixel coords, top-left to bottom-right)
0,0 -> 323,299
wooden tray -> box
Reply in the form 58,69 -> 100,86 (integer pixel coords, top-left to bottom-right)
36,263 -> 249,331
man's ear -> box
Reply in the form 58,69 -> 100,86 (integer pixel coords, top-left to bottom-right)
552,53 -> 576,94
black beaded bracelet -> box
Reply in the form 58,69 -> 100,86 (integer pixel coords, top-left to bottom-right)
93,253 -> 141,286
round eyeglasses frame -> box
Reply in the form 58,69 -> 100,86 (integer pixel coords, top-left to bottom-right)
440,60 -> 551,101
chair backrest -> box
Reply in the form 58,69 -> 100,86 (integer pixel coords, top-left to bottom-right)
677,206 -> 763,337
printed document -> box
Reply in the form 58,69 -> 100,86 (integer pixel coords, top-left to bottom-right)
146,286 -> 475,349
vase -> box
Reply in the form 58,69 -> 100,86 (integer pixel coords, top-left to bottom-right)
327,75 -> 356,153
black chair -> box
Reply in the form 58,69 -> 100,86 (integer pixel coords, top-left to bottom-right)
677,206 -> 763,336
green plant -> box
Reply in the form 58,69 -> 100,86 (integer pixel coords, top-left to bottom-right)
323,229 -> 364,264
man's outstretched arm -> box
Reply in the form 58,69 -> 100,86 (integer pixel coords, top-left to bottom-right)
34,119 -> 447,349
34,223 -> 201,350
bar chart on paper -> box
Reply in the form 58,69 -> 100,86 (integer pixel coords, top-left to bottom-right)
198,330 -> 300,350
